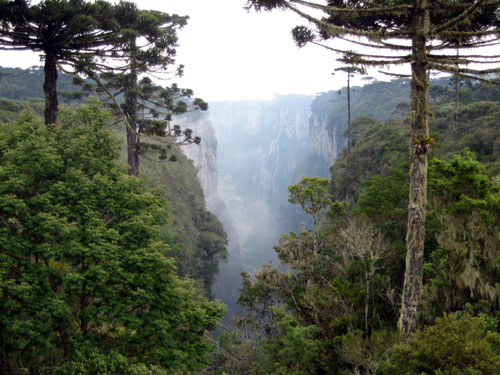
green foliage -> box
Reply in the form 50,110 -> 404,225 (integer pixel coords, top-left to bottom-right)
208,328 -> 260,375
259,308 -> 321,375
330,116 -> 409,202
341,329 -> 398,375
233,177 -> 398,375
0,97 -> 44,122
245,0 -> 286,11
288,176 -> 331,218
353,167 -> 408,242
330,78 -> 500,204
138,144 -> 228,297
288,176 -> 335,256
0,66 -> 227,298
379,314 -> 500,375
424,151 -> 500,316
53,346 -> 168,375
0,103 -> 224,373
429,151 -> 499,216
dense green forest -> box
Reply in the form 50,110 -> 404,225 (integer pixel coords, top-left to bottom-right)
208,78 -> 500,375
1,0 -> 500,374
0,103 -> 224,374
0,66 -> 228,299
0,0 -> 228,372
0,70 -> 228,374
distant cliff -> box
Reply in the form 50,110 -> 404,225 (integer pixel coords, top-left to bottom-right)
177,77 -> 457,300
203,96 -> 327,272
179,81 -> 420,275
208,96 -> 314,208
177,111 -> 245,316
178,111 -> 219,201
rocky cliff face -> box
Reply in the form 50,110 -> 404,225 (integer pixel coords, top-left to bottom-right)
309,110 -> 340,165
177,111 -> 244,316
208,95 -> 314,208
177,112 -> 218,202
306,79 -> 414,169
204,95 -> 341,273
179,92 -> 367,274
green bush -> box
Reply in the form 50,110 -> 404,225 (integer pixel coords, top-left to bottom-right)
53,346 -> 167,375
379,314 -> 500,375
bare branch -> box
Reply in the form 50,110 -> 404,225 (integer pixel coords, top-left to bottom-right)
430,61 -> 500,76
378,70 -> 411,78
291,0 -> 413,16
284,2 -> 410,40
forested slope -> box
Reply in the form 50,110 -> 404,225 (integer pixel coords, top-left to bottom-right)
0,66 -> 227,298
330,79 -> 500,201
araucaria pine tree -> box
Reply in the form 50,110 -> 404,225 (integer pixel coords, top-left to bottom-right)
333,65 -> 365,153
246,0 -> 500,341
0,0 -> 116,125
81,2 -> 207,176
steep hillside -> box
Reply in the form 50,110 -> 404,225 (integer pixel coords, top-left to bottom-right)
0,66 -> 228,299
330,79 -> 500,202
174,110 -> 245,316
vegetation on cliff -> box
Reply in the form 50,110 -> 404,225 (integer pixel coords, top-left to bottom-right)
208,77 -> 500,375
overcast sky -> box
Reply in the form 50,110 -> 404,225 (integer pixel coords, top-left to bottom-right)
1,0 -> 373,101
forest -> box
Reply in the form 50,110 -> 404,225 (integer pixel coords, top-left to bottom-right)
1,0 -> 500,375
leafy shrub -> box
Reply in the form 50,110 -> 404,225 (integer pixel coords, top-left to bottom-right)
379,314 -> 500,375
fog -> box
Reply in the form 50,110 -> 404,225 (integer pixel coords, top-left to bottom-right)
224,197 -> 281,273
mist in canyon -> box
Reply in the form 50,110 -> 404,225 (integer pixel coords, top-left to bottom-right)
180,95 -> 338,316
180,79 -> 413,316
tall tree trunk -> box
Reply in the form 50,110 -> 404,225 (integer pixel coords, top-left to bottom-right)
312,213 -> 319,257
399,0 -> 429,342
344,70 -> 352,201
125,41 -> 140,176
347,71 -> 351,153
453,50 -> 459,140
43,52 -> 58,125
126,122 -> 140,176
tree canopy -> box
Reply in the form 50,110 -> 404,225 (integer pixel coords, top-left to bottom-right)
0,0 -> 117,124
0,103 -> 224,374
78,2 -> 207,175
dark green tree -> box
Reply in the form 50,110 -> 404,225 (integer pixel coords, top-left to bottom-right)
0,103 -> 224,374
0,0 -> 117,125
288,176 -> 332,257
81,2 -> 207,176
246,0 -> 500,341
425,151 -> 500,316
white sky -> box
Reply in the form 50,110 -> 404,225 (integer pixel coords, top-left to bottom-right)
0,0 -> 374,101
137,0 -> 353,100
